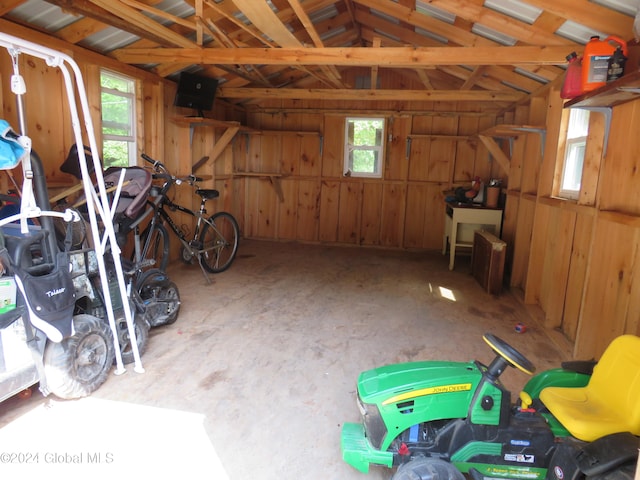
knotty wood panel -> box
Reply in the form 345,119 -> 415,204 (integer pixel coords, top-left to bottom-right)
575,220 -> 639,359
381,182 -> 407,247
422,183 -> 447,249
385,116 -> 411,181
322,116 -> 343,178
523,201 -> 549,304
256,177 -> 278,238
277,178 -> 298,240
6,55 -> 70,185
428,138 -> 455,183
408,137 -> 431,182
299,135 -> 321,178
257,135 -> 281,173
501,192 -> 519,279
454,117 -> 479,183
244,177 -> 260,238
539,208 -> 576,329
296,179 -> 320,241
562,213 -> 594,342
510,197 -> 535,290
280,133 -> 301,176
319,180 -> 339,242
403,184 -> 430,249
361,183 -> 383,245
338,181 -> 363,244
598,101 -> 640,215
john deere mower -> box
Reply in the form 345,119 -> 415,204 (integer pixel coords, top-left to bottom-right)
341,333 -> 639,480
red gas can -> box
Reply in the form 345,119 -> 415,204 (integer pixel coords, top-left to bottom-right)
561,52 -> 583,99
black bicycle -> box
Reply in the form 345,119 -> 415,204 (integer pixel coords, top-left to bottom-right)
139,153 -> 239,281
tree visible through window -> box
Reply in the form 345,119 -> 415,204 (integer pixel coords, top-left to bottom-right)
344,117 -> 385,178
559,108 -> 590,200
101,70 -> 136,168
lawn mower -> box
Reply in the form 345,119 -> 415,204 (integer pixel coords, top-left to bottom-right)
341,333 -> 639,480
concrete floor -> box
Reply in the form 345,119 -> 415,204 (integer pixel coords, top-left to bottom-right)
0,239 -> 569,480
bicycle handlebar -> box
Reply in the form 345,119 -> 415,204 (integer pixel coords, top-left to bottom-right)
142,153 -> 203,187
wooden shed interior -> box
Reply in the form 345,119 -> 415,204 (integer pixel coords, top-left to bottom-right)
0,0 -> 639,361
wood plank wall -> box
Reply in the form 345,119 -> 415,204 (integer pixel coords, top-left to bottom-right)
2,20 -> 640,360
510,83 -> 640,360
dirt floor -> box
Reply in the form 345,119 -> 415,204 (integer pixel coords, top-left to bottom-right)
0,239 -> 570,480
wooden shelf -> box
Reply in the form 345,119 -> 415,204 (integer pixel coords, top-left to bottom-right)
244,130 -> 321,136
564,70 -> 640,109
171,116 -> 242,128
407,134 -> 469,141
479,124 -> 545,137
233,172 -> 282,178
233,172 -> 285,202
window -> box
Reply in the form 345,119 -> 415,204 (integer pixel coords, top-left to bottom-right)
101,70 -> 137,168
559,108 -> 590,200
344,117 -> 385,178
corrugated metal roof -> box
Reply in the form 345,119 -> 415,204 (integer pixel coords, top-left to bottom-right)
0,0 -> 635,107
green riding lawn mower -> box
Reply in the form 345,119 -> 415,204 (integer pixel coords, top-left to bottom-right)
341,333 -> 640,480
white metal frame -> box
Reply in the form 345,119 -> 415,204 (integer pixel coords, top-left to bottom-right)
0,32 -> 143,375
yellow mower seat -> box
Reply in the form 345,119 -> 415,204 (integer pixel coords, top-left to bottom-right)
540,335 -> 640,442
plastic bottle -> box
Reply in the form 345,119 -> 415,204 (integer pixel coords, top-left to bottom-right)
607,46 -> 627,82
582,35 -> 628,92
561,52 -> 583,99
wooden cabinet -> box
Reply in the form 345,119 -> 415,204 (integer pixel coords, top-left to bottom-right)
471,230 -> 506,295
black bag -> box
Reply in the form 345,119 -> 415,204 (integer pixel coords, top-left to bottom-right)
13,250 -> 76,343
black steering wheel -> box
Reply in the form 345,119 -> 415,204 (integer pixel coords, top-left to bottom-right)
483,333 -> 535,377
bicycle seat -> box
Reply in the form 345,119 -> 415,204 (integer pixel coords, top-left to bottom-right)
103,167 -> 153,220
195,189 -> 219,200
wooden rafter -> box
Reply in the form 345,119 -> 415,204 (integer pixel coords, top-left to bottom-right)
286,0 -> 344,87
416,69 -> 434,90
370,36 -> 381,90
461,66 -> 486,90
425,0 -> 577,46
113,45 -> 571,67
46,0 -> 179,47
231,0 -> 300,46
90,0 -> 198,48
203,0 -> 278,48
217,88 -> 523,102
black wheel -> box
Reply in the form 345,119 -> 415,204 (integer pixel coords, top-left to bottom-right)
199,211 -> 239,273
137,268 -> 181,327
483,333 -> 535,375
43,314 -> 115,400
140,222 -> 170,272
89,278 -> 149,365
591,461 -> 637,480
393,458 -> 465,480
115,306 -> 150,365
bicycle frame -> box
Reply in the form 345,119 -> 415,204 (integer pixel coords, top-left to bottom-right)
138,182 -> 231,283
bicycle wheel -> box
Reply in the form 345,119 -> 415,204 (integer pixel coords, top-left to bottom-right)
199,211 -> 239,273
140,222 -> 170,272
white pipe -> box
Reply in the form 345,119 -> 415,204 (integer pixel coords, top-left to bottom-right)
0,33 -> 144,374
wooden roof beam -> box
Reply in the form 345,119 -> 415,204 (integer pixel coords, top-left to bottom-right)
217,87 -> 524,102
47,0 -> 182,47
89,0 -> 198,48
113,45 -> 571,67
